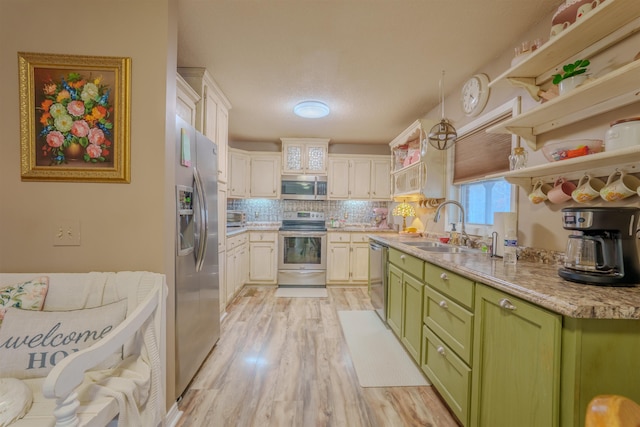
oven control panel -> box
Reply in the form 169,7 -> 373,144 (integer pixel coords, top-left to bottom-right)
283,211 -> 325,221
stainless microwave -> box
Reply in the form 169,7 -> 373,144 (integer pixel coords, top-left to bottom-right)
226,210 -> 246,228
281,175 -> 327,200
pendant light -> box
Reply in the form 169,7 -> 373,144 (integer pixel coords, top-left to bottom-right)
428,70 -> 457,150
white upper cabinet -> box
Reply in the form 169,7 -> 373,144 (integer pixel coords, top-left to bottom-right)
328,155 -> 391,201
228,148 -> 249,198
389,119 -> 445,200
281,138 -> 329,174
250,153 -> 280,199
370,158 -> 392,201
177,67 -> 232,184
176,74 -> 200,127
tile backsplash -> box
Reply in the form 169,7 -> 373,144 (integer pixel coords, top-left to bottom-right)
227,199 -> 389,224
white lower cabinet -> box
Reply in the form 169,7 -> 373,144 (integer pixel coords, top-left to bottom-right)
248,231 -> 278,284
225,232 -> 248,304
327,232 -> 371,285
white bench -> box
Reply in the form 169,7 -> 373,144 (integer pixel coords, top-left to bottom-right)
0,272 -> 167,427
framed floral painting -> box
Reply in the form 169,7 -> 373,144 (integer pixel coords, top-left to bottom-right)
18,52 -> 131,182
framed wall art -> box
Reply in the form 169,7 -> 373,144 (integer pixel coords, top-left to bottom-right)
18,52 -> 131,182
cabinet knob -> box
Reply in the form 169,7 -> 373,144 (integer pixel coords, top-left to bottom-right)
437,346 -> 446,356
499,298 -> 516,311
400,255 -> 406,260
438,300 -> 448,309
440,272 -> 448,280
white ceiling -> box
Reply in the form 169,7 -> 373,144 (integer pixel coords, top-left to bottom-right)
177,0 -> 562,145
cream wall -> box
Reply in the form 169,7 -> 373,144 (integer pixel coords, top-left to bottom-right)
0,0 -> 179,409
423,10 -> 640,252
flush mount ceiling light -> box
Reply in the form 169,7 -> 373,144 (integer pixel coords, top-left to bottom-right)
294,101 -> 330,118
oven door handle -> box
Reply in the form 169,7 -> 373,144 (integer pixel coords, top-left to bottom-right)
279,231 -> 327,237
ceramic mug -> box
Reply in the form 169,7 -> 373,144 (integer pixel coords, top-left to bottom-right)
576,0 -> 601,20
600,170 -> 640,201
571,175 -> 605,203
528,180 -> 552,204
550,21 -> 570,38
547,178 -> 577,204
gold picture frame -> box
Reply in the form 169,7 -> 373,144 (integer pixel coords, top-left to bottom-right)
18,52 -> 131,182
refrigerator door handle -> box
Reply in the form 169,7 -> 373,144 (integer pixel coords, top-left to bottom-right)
193,167 -> 209,272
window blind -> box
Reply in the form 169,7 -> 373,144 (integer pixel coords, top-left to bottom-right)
453,115 -> 513,184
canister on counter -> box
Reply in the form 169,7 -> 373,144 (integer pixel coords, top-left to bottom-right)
604,117 -> 640,151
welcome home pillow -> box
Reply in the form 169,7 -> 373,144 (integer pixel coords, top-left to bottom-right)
0,299 -> 127,379
0,276 -> 49,326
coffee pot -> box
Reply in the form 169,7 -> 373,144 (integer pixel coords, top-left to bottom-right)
558,207 -> 640,285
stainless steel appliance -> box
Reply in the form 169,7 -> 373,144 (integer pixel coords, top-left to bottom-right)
369,240 -> 388,322
226,210 -> 246,228
278,211 -> 327,287
175,116 -> 220,397
281,175 -> 328,200
558,207 -> 640,286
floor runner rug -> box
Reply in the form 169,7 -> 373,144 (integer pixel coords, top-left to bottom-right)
338,310 -> 430,387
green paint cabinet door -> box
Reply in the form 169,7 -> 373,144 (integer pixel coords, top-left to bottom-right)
402,273 -> 424,363
471,284 -> 561,427
387,263 -> 403,337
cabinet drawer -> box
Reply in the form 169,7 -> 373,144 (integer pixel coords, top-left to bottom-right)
328,232 -> 350,243
249,231 -> 277,242
226,232 -> 248,250
389,248 -> 424,280
424,263 -> 474,310
422,326 -> 471,426
424,286 -> 474,364
350,233 -> 369,243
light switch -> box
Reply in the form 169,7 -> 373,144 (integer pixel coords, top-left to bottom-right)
53,220 -> 81,246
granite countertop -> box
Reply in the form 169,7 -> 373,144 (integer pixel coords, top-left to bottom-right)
328,226 -> 396,232
370,234 -> 640,320
226,223 -> 281,237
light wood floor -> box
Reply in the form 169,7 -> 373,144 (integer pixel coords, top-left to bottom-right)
176,286 -> 459,427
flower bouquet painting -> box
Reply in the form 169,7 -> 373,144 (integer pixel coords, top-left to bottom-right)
19,52 -> 131,182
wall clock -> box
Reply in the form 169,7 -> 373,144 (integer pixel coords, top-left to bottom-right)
460,73 -> 490,117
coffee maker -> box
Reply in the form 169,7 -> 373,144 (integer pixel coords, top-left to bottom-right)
558,207 -> 640,286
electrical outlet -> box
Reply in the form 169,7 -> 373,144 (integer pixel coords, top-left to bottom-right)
53,220 -> 81,246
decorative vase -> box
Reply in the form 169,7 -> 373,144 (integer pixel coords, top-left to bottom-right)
558,74 -> 588,95
64,142 -> 84,161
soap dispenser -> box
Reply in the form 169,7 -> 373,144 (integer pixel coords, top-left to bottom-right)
449,223 -> 459,245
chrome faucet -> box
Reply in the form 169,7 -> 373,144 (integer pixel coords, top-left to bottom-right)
434,200 -> 471,246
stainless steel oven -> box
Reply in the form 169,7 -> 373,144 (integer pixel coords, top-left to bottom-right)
278,211 -> 327,287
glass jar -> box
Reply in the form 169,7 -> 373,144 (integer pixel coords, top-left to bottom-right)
508,147 -> 528,170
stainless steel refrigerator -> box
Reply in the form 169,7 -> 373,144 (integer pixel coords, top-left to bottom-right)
175,116 -> 220,398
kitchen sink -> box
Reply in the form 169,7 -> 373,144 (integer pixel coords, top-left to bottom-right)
401,241 -> 477,253
401,241 -> 442,247
417,246 -> 476,253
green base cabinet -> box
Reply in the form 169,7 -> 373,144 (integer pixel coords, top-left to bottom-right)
387,263 -> 403,337
470,284 -> 562,427
402,273 -> 424,363
422,325 -> 472,425
388,248 -> 425,364
560,317 -> 640,427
